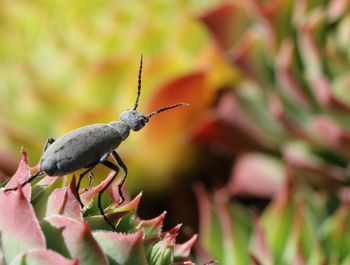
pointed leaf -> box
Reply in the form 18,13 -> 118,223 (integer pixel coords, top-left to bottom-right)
249,215 -> 272,265
40,220 -> 71,259
93,231 -> 148,265
213,191 -> 250,264
161,224 -> 181,239
32,176 -> 66,220
86,210 -> 129,231
174,234 -> 197,259
147,232 -> 176,265
275,39 -> 310,108
46,216 -> 108,265
0,187 -> 45,264
4,149 -> 31,201
136,212 -> 166,239
194,184 -> 224,261
80,172 -> 116,208
108,192 -> 143,213
46,185 -> 82,219
261,181 -> 295,264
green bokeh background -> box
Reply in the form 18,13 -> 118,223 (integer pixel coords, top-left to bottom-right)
0,0 -> 222,192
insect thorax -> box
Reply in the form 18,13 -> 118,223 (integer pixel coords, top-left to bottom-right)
108,121 -> 130,140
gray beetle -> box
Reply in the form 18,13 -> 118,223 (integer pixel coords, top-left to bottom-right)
5,55 -> 189,229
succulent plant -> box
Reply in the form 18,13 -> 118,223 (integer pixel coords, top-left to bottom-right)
195,178 -> 350,265
190,0 -> 350,195
0,150 -> 196,265
186,1 -> 350,263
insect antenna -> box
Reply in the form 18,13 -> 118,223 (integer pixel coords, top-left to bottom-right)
145,103 -> 190,119
133,54 -> 143,110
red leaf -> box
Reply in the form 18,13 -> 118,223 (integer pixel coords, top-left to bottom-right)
46,185 -> 82,219
80,172 -> 116,207
136,211 -> 166,238
228,153 -> 286,198
108,191 -> 142,213
0,185 -> 45,263
174,234 -> 198,259
161,223 -> 181,240
144,71 -> 212,140
110,179 -> 129,203
13,249 -> 78,265
4,149 -> 31,201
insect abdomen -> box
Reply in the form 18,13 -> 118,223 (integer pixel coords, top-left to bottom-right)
40,124 -> 123,176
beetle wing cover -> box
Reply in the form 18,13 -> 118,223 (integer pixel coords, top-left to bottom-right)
40,124 -> 122,175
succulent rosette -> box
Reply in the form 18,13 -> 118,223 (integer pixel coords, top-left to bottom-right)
196,178 -> 350,265
190,0 -> 350,195
189,0 -> 350,264
0,151 -> 196,265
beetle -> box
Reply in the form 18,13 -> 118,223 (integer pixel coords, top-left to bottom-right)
5,55 -> 189,229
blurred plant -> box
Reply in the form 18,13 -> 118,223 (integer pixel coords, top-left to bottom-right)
191,0 -> 350,195
0,151 -> 196,265
195,178 -> 350,265
187,1 -> 350,263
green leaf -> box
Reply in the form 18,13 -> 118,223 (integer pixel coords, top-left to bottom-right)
45,216 -> 109,265
261,186 -> 296,264
93,231 -> 148,265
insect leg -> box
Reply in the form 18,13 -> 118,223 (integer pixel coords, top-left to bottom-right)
99,160 -> 120,230
111,151 -> 128,205
86,171 -> 94,191
4,171 -> 45,192
76,164 -> 98,208
42,137 -> 55,152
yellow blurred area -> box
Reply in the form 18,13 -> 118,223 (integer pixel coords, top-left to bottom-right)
0,0 -> 236,192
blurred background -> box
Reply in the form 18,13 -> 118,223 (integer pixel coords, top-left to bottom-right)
3,0 -> 350,263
